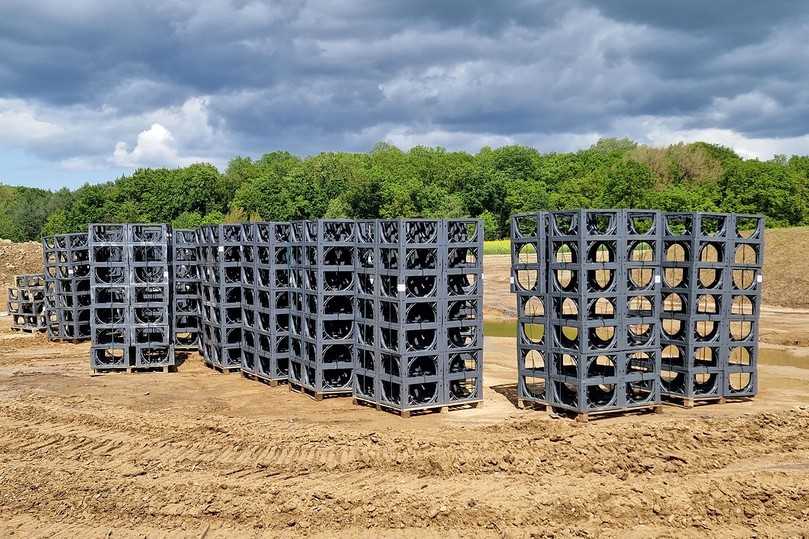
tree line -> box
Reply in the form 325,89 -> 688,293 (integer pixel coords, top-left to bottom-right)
1,138 -> 807,242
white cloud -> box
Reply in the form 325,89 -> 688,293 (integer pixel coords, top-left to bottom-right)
0,98 -> 64,143
112,123 -> 182,167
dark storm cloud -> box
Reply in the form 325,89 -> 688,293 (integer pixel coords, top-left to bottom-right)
0,0 -> 808,179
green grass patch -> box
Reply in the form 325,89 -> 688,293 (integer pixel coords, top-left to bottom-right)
484,239 -> 511,255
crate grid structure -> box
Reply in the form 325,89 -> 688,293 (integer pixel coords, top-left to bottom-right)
511,209 -> 662,420
353,219 -> 484,416
129,224 -> 174,368
660,212 -> 763,405
241,222 -> 292,384
89,224 -> 175,372
8,274 -> 47,332
42,233 -> 91,341
197,224 -> 243,372
171,229 -> 201,350
289,219 -> 356,398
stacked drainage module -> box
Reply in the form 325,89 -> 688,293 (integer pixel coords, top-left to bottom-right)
660,212 -> 763,405
171,229 -> 201,350
353,219 -> 484,416
511,209 -> 662,420
240,222 -> 292,384
8,274 -> 47,332
42,233 -> 91,341
288,219 -> 356,398
197,224 -> 243,372
89,224 -> 175,372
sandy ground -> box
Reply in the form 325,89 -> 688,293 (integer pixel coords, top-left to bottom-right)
0,307 -> 808,537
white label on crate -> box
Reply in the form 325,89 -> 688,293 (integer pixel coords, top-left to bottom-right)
218,246 -> 224,253
68,269 -> 74,276
481,273 -> 485,281
163,271 -> 169,278
654,274 -> 661,284
756,274 -> 763,283
509,276 -> 515,285
397,283 -> 406,293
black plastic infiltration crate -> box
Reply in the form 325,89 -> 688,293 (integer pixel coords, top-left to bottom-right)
352,219 -> 484,416
511,209 -> 662,421
660,212 -> 763,406
8,273 -> 47,332
241,222 -> 291,385
42,233 -> 91,341
288,219 -> 356,398
171,229 -> 201,350
197,224 -> 243,372
89,223 -> 175,372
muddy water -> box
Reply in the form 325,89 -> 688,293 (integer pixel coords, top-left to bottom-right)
483,320 -> 809,370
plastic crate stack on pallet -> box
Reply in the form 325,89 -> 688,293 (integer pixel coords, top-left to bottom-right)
512,210 -> 662,421
8,274 -> 47,332
660,213 -> 764,406
89,225 -> 130,369
42,234 -> 90,341
171,229 -> 201,350
241,222 -> 292,385
89,224 -> 175,373
353,219 -> 484,417
289,219 -> 356,399
509,212 -> 550,407
129,224 -> 174,369
197,224 -> 243,372
42,233 -> 91,341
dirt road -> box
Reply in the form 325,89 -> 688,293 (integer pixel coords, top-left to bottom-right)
0,311 -> 808,537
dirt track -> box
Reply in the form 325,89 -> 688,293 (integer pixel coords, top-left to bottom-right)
1,311 -> 809,537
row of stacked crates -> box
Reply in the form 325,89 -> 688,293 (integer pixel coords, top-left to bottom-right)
89,224 -> 174,371
42,233 -> 91,341
510,210 -> 763,417
8,274 -> 47,332
660,213 -> 763,405
353,219 -> 484,414
196,219 -> 484,415
511,209 -> 662,419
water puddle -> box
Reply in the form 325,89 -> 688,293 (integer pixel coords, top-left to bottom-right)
484,320 -> 809,370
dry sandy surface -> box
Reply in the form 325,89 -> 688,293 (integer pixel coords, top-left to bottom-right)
0,312 -> 808,537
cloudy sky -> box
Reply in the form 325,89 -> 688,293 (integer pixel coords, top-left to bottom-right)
1,1 -> 808,189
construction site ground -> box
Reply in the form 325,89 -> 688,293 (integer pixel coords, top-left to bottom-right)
0,253 -> 807,537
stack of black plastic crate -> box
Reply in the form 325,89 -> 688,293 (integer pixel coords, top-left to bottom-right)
171,229 -> 201,351
197,224 -> 243,372
241,222 -> 292,385
353,219 -> 484,416
660,212 -> 763,405
89,224 -> 174,373
510,212 -> 550,406
512,209 -> 662,421
8,274 -> 47,332
42,233 -> 91,341
129,224 -> 174,368
289,219 -> 356,399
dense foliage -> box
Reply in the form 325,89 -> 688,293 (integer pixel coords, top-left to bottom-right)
2,139 -> 808,241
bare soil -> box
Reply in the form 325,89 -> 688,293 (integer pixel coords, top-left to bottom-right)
1,320 -> 809,536
0,239 -> 44,291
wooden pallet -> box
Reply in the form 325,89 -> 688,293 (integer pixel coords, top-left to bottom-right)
570,404 -> 663,423
663,394 -> 753,409
288,382 -> 350,401
91,365 -> 172,375
241,371 -> 284,387
353,396 -> 483,418
11,327 -> 46,334
203,361 -> 240,374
